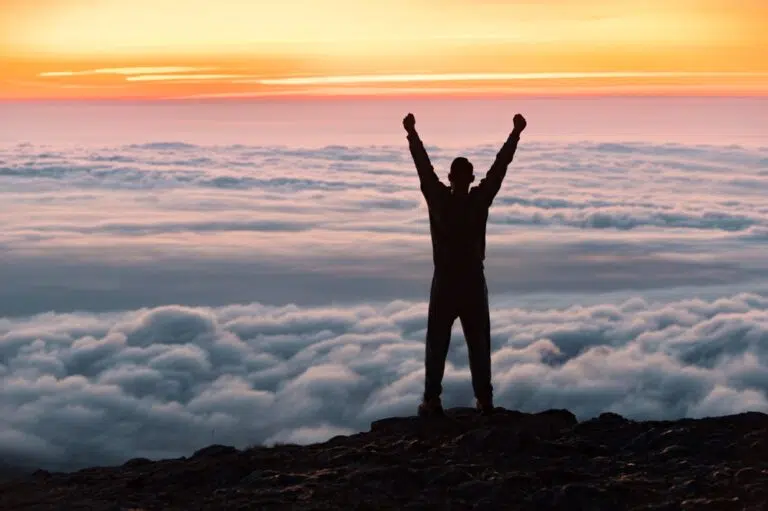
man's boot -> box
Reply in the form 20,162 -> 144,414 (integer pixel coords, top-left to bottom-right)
418,396 -> 444,417
476,396 -> 494,416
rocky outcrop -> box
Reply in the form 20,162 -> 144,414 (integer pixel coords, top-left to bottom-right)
1,407 -> 767,510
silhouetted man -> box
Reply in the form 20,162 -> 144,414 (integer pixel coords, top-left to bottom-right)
403,112 -> 527,417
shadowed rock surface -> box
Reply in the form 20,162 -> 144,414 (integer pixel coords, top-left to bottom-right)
1,407 -> 767,510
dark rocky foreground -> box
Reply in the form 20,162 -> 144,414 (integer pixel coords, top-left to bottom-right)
1,408 -> 767,510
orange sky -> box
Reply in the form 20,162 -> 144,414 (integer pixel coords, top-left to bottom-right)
1,0 -> 766,99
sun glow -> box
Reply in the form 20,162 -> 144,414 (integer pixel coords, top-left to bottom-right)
1,0 -> 766,99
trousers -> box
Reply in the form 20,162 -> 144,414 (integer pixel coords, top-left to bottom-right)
423,268 -> 493,401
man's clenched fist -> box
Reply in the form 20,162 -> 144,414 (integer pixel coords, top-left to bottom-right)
403,113 -> 416,132
513,114 -> 527,134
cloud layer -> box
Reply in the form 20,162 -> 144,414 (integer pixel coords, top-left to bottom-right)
1,136 -> 768,470
1,140 -> 767,315
2,293 -> 768,470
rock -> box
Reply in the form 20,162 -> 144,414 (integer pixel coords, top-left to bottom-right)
123,457 -> 152,468
452,479 -> 497,500
656,444 -> 692,459
192,444 -> 239,458
426,466 -> 472,486
473,498 -> 498,511
537,466 -> 592,485
624,428 -> 656,452
453,428 -> 521,452
680,497 -> 742,510
528,483 -> 615,510
734,467 -> 762,484
635,503 -> 683,511
241,471 -> 306,486
0,407 -> 767,510
598,412 -> 630,423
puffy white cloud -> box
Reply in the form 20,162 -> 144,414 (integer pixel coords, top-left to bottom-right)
1,293 -> 768,470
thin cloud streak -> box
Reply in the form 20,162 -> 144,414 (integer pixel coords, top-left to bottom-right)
3,79 -> 130,90
168,86 -> 535,100
126,74 -> 245,82
254,71 -> 768,86
39,67 -> 215,78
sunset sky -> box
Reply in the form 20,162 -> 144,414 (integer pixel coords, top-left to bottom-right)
1,0 -> 767,99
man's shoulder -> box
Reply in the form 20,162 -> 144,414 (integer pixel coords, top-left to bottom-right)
423,181 -> 450,206
469,185 -> 486,197
468,186 -> 494,209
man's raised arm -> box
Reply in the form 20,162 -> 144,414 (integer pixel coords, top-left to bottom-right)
403,113 -> 442,200
476,113 -> 527,205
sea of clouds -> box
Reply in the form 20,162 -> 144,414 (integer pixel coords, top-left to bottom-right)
2,139 -> 768,470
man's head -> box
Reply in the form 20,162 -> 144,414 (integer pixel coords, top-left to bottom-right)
449,157 -> 474,190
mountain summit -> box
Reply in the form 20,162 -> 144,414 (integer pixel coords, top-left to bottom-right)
1,407 -> 767,510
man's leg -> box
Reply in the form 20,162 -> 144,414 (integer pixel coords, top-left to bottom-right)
422,274 -> 456,413
458,272 -> 494,412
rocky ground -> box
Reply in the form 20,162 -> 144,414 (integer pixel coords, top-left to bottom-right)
1,407 -> 767,510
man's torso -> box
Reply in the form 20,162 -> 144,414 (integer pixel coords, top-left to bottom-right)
426,186 -> 489,274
